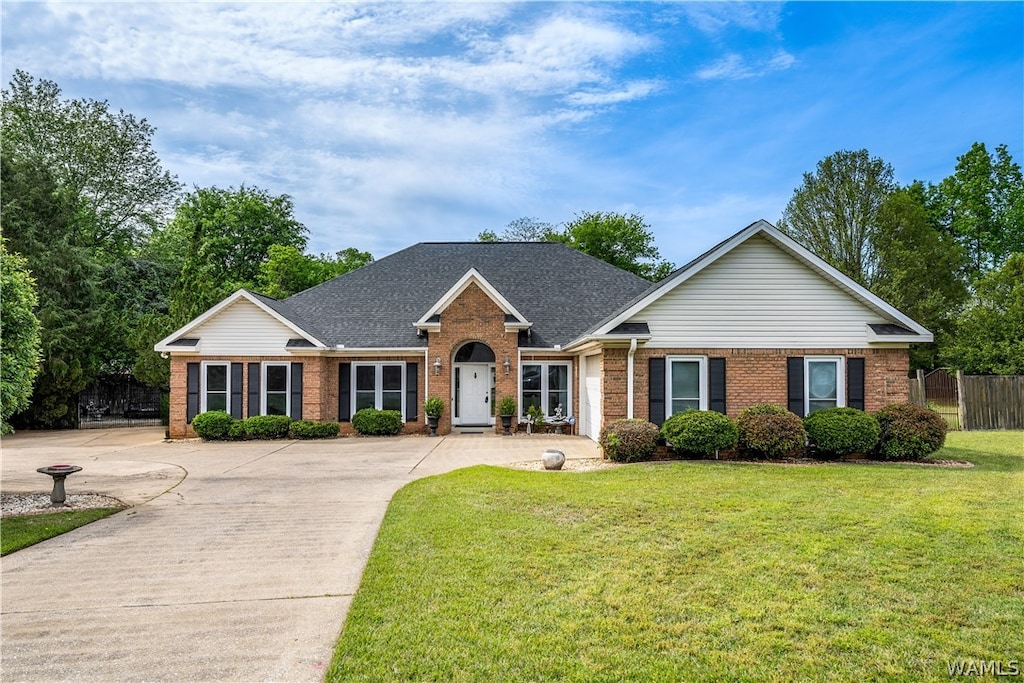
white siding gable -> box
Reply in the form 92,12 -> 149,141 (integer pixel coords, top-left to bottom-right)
191,298 -> 298,355
634,235 -> 890,348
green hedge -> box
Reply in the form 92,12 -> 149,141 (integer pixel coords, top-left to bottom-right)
352,408 -> 404,436
599,419 -> 660,463
737,404 -> 806,459
661,410 -> 737,457
874,403 -> 948,461
290,420 -> 340,439
191,411 -> 235,440
804,407 -> 880,458
243,414 -> 292,439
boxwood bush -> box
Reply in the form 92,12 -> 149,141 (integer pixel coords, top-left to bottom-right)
228,420 -> 247,441
804,407 -> 880,459
737,404 -> 806,459
661,410 -> 737,457
290,420 -> 340,439
191,411 -> 235,440
243,414 -> 292,439
352,408 -> 404,436
874,403 -> 948,461
599,419 -> 660,463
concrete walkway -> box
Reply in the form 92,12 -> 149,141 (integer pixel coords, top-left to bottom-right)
0,429 -> 599,682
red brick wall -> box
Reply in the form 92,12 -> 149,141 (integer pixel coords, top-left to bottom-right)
611,347 -> 910,422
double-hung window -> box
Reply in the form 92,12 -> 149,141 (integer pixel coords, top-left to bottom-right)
805,357 -> 844,414
521,362 -> 571,418
353,363 -> 405,416
263,363 -> 290,416
201,362 -> 230,413
667,356 -> 707,415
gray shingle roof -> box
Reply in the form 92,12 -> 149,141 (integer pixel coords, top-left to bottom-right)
281,242 -> 652,348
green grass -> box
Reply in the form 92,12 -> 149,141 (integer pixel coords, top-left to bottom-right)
329,431 -> 1023,682
0,507 -> 123,555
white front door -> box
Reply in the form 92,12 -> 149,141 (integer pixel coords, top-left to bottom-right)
456,363 -> 493,425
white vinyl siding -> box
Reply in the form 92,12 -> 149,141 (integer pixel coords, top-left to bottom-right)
633,235 -> 884,348
190,299 -> 300,355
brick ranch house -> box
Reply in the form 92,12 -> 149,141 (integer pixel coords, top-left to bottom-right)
156,220 -> 931,440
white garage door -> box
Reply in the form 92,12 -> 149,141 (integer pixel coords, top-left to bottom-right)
583,355 -> 602,441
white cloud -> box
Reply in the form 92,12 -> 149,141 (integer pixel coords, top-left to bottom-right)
697,49 -> 796,81
681,3 -> 784,36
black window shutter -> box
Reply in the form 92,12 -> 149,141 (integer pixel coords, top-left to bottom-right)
787,357 -> 805,417
230,363 -> 244,419
406,363 -> 418,422
649,357 -> 666,426
709,357 -> 727,414
847,357 -> 865,410
338,362 -> 351,421
290,362 -> 303,421
186,363 -> 200,423
248,363 -> 261,417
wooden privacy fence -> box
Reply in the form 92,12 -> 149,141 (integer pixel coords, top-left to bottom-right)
910,370 -> 1024,430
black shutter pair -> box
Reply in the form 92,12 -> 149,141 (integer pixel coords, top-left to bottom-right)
338,362 -> 418,422
186,362 -> 302,423
648,357 -> 727,426
787,357 -> 865,417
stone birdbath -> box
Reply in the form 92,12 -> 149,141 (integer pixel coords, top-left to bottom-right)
36,465 -> 83,507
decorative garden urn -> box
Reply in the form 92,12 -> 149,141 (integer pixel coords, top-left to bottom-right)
541,449 -> 565,470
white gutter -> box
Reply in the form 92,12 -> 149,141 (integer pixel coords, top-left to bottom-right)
627,338 -> 638,419
423,348 -> 430,424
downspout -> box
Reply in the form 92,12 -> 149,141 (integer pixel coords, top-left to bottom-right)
627,338 -> 638,420
423,348 -> 430,424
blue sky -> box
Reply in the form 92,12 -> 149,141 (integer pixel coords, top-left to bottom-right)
2,2 -> 1021,264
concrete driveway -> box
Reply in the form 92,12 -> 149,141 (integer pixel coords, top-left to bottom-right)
0,428 -> 599,682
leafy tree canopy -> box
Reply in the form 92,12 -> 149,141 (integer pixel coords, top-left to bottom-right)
256,245 -> 373,299
0,241 -> 42,433
941,252 -> 1024,374
931,142 -> 1024,280
779,149 -> 896,288
553,211 -> 674,281
478,217 -> 558,242
1,69 -> 181,248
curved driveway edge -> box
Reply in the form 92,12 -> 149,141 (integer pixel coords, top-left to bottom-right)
0,430 -> 598,681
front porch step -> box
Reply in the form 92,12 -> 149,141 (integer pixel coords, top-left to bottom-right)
450,426 -> 498,436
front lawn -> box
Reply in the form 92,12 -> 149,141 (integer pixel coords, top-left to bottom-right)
0,507 -> 124,555
329,432 -> 1023,682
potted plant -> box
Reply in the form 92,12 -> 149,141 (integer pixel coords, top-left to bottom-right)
497,395 -> 517,436
424,396 -> 444,437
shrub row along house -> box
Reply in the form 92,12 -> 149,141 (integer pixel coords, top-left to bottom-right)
156,220 -> 931,439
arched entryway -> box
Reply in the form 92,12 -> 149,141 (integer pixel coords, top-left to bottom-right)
453,341 -> 496,426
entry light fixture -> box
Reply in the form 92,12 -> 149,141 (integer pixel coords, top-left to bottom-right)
434,357 -> 442,375
503,357 -> 511,375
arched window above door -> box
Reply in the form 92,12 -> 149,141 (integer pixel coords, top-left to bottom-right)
454,342 -> 495,363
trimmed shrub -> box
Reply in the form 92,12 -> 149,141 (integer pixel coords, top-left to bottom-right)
352,408 -> 404,436
243,414 -> 292,439
228,420 -> 247,441
804,407 -> 880,458
290,420 -> 340,439
874,403 -> 948,461
661,410 -> 738,457
599,419 -> 660,463
737,404 -> 806,459
191,411 -> 235,440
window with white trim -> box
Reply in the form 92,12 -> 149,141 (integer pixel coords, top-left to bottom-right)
201,361 -> 230,413
667,356 -> 707,415
263,362 -> 290,416
805,357 -> 844,414
521,362 -> 571,418
353,363 -> 405,416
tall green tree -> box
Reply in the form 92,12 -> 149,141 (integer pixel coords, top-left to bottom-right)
478,217 -> 558,243
1,70 -> 181,246
552,211 -> 674,281
1,158 -> 103,427
256,245 -> 373,299
872,185 -> 970,370
941,253 -> 1024,374
0,241 -> 42,433
931,142 -> 1024,280
167,185 -> 308,322
779,149 -> 897,288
